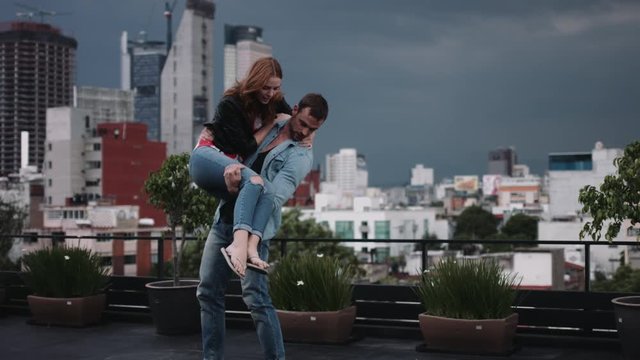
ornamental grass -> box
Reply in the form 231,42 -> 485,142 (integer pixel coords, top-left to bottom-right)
415,257 -> 519,320
269,251 -> 355,312
22,246 -> 109,298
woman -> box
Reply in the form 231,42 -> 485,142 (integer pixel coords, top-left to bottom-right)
190,57 -> 291,278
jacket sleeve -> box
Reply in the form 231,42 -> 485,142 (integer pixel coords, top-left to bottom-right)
275,98 -> 292,115
266,150 -> 312,209
208,97 -> 257,157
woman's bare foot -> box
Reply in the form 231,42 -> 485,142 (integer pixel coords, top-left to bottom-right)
247,251 -> 270,271
222,243 -> 247,277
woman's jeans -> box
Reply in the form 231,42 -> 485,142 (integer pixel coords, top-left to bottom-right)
197,221 -> 285,360
190,146 -> 274,240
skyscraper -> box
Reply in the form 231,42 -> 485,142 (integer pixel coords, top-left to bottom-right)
121,31 -> 166,141
160,0 -> 215,156
0,21 -> 77,175
223,24 -> 272,90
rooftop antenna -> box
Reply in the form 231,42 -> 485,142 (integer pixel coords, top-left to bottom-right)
14,2 -> 71,23
164,0 -> 178,53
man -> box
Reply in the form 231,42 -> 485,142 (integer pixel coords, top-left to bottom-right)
197,93 -> 329,360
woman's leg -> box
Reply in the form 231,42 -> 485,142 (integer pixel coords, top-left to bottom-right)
189,146 -> 262,277
246,183 -> 275,270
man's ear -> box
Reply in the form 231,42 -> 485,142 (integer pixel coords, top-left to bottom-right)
291,104 -> 299,117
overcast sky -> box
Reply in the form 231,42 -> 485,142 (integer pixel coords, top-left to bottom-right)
2,0 -> 638,186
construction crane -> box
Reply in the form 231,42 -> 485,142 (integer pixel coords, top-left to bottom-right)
14,2 -> 71,23
164,0 -> 179,53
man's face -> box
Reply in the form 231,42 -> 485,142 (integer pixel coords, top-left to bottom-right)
288,105 -> 324,141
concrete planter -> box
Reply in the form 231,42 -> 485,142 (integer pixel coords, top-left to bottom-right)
27,293 -> 105,327
277,305 -> 356,344
612,296 -> 640,360
418,312 -> 518,355
146,279 -> 200,335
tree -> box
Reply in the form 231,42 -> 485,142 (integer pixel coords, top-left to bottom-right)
579,141 -> 640,241
501,213 -> 538,241
453,206 -> 498,240
144,153 -> 218,285
592,265 -> 640,292
0,198 -> 27,270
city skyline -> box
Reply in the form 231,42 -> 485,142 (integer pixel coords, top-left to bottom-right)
1,0 -> 638,185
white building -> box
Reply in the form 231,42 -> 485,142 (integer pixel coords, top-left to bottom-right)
223,25 -> 272,90
160,0 -> 215,156
301,199 -> 450,259
411,164 -> 434,186
44,107 -> 88,206
548,141 -> 622,219
73,86 -> 134,125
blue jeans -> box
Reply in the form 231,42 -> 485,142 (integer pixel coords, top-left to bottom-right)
190,146 -> 274,240
197,220 -> 285,360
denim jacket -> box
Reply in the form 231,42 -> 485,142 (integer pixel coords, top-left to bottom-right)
211,119 -> 313,240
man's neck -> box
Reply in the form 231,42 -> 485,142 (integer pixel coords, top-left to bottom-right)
262,123 -> 291,153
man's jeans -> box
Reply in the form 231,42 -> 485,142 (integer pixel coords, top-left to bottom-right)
190,146 -> 274,240
197,220 -> 285,360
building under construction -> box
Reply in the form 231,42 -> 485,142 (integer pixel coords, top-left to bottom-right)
0,21 -> 77,176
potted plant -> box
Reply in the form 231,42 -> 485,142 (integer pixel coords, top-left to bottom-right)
579,140 -> 640,360
415,257 -> 519,354
143,153 -> 217,335
269,251 -> 357,344
21,245 -> 109,327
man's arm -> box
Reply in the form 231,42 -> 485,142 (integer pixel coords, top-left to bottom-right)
269,152 -> 313,208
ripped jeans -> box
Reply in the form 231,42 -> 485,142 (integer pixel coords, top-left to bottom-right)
189,146 -> 274,240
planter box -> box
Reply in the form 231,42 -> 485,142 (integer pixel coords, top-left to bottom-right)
612,296 -> 640,360
419,312 -> 518,354
146,279 -> 200,335
277,305 -> 356,344
27,293 -> 105,327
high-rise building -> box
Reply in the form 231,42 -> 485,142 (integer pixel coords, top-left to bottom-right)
121,31 -> 166,141
0,21 -> 77,175
160,0 -> 215,156
223,25 -> 272,90
326,148 -> 358,192
488,147 -> 517,176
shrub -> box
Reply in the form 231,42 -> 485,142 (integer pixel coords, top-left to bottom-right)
415,257 -> 519,319
270,251 -> 355,311
22,246 -> 109,298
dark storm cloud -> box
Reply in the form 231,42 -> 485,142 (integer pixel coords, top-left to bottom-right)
2,0 -> 638,185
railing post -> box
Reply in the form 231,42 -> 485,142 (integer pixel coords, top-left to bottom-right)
584,243 -> 590,292
280,239 -> 287,258
421,242 -> 427,271
157,236 -> 164,280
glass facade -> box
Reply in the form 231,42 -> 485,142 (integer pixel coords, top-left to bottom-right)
132,52 -> 165,141
374,220 -> 390,239
549,154 -> 592,171
335,221 -> 354,239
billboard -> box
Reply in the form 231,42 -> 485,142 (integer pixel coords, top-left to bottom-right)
454,175 -> 479,193
482,175 -> 502,196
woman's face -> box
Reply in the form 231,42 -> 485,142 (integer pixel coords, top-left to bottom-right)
257,76 -> 282,104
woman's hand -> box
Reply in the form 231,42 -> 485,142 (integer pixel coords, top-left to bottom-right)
298,132 -> 316,148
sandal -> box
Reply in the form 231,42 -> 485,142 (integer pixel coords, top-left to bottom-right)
220,247 -> 245,278
246,256 -> 269,275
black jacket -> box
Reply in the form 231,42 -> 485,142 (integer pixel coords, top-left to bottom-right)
204,95 -> 291,159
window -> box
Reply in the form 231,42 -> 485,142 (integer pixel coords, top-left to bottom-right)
48,178 -> 52,187
124,255 -> 136,264
93,143 -> 101,151
375,221 -> 390,239
423,219 -> 430,237
628,227 -> 640,237
335,221 -> 354,239
48,161 -> 52,169
97,233 -> 112,242
47,143 -> 52,151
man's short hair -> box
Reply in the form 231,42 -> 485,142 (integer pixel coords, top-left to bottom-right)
298,93 -> 328,121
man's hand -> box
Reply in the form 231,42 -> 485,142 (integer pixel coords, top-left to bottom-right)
224,163 -> 245,194
199,127 -> 213,142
